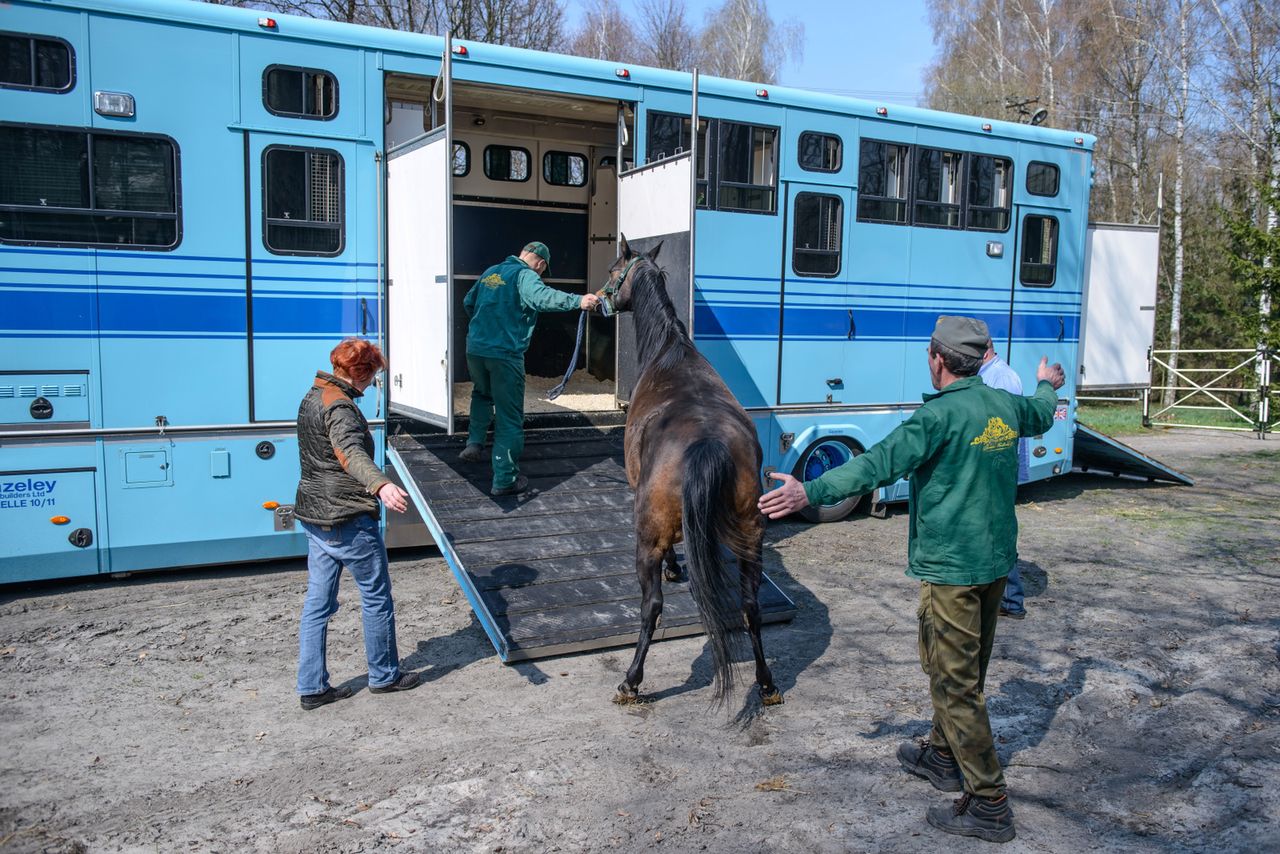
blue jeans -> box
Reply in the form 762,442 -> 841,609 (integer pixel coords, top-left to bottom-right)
1002,562 -> 1026,614
297,515 -> 401,695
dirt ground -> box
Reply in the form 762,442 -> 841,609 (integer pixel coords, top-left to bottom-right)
2,430 -> 1278,853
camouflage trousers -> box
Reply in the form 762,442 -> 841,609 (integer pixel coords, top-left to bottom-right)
917,578 -> 1007,798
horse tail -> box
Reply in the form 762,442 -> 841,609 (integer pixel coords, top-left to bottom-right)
682,437 -> 747,705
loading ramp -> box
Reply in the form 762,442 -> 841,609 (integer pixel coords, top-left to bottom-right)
1073,422 -> 1194,485
387,420 -> 796,662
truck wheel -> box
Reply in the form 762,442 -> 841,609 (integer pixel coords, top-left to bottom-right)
793,437 -> 864,523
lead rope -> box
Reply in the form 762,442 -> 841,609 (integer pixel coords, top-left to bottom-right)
547,310 -> 588,401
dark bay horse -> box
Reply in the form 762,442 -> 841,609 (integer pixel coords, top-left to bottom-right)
603,236 -> 782,707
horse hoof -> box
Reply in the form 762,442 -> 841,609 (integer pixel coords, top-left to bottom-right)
613,683 -> 641,705
663,566 -> 682,582
760,687 -> 784,706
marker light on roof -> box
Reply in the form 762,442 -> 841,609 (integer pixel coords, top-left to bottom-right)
755,88 -> 768,99
876,107 -> 888,116
982,123 -> 992,132
1075,137 -> 1085,145
257,17 -> 277,29
452,44 -> 468,56
615,68 -> 630,79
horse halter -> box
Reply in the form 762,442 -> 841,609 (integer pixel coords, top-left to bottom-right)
596,256 -> 642,317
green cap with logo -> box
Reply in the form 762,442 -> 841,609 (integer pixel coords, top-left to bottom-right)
523,241 -> 551,275
932,315 -> 990,359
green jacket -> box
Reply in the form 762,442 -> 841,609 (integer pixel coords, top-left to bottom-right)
463,255 -> 581,359
803,377 -> 1058,586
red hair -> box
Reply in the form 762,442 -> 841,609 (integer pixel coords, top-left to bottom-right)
330,338 -> 386,383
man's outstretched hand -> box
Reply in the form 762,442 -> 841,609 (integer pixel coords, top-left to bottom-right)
758,472 -> 811,519
1037,356 -> 1066,390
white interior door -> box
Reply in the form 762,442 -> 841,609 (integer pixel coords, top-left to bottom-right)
387,128 -> 452,429
616,152 -> 693,402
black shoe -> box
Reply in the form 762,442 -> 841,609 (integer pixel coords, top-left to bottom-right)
300,685 -> 352,711
369,671 -> 420,694
999,607 -> 1026,620
459,443 -> 485,463
491,474 -> 529,496
898,739 -> 964,792
926,793 -> 1016,843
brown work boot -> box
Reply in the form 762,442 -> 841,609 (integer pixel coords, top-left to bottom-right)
926,792 -> 1016,843
898,738 -> 963,792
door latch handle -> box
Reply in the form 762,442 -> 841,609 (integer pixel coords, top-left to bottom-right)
847,309 -> 855,340
826,377 -> 843,388
1058,316 -> 1065,342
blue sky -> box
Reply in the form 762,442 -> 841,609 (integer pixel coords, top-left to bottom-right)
563,0 -> 935,106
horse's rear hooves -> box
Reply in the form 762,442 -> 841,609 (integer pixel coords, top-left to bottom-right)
761,687 -> 785,706
613,682 -> 645,705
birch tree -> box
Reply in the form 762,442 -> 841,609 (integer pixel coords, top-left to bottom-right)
698,0 -> 803,84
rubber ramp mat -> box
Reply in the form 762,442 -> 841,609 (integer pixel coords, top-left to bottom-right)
389,425 -> 796,662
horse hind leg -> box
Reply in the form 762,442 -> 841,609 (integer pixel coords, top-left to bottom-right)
662,546 -> 682,583
739,547 -> 783,706
615,540 -> 666,704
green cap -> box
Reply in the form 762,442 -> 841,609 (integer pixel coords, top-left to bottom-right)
523,241 -> 551,274
932,315 -> 990,359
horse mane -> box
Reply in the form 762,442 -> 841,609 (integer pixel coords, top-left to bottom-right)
631,259 -> 694,374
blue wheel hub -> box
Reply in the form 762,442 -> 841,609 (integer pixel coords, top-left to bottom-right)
802,441 -> 853,502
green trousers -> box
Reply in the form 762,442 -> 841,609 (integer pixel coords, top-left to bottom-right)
917,578 -> 1007,798
466,353 -> 525,490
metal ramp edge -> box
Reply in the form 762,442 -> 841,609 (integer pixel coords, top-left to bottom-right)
1073,421 -> 1194,485
388,446 -> 510,659
386,430 -> 796,663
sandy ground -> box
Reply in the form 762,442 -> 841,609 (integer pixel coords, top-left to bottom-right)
1,430 -> 1278,853
452,374 -> 618,416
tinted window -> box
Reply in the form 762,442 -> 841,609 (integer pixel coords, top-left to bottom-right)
1027,161 -> 1059,196
914,147 -> 964,229
453,141 -> 469,177
717,121 -> 777,212
483,145 -> 530,182
264,146 -> 343,255
0,32 -> 73,92
264,66 -> 337,120
0,125 -> 178,248
1020,214 -> 1058,286
968,155 -> 1012,231
543,151 -> 587,186
857,139 -> 909,224
798,132 -> 841,172
647,112 -> 686,162
793,193 -> 843,277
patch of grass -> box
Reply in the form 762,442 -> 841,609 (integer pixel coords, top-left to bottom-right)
1076,401 -> 1262,436
1076,403 -> 1146,436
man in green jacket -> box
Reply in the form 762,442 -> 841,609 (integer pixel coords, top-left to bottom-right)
759,315 -> 1066,844
459,241 -> 599,495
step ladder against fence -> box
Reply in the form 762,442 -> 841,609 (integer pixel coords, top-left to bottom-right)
1144,347 -> 1276,436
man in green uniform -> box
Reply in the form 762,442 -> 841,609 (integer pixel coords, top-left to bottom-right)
759,316 -> 1066,844
459,241 -> 599,495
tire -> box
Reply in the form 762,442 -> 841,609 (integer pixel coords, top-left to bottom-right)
793,437 -> 864,523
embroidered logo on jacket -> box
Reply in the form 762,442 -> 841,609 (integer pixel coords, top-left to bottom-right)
970,417 -> 1017,452
481,273 -> 505,289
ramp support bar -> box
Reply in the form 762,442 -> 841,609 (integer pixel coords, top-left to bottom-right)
387,446 -> 509,660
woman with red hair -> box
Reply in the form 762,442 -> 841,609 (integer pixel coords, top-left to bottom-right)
293,337 -> 418,710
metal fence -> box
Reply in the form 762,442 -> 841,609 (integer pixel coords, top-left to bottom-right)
1144,347 -> 1275,437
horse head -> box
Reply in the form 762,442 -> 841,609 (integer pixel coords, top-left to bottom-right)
597,233 -> 663,314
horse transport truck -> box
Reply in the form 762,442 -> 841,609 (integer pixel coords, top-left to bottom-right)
0,0 -> 1185,659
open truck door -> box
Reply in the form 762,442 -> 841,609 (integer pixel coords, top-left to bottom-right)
1074,221 -> 1192,485
615,78 -> 698,404
1079,222 -> 1160,394
387,54 -> 454,432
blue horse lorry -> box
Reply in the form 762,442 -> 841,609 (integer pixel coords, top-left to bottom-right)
2,0 -> 1163,594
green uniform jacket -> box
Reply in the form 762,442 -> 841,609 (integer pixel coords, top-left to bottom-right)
463,255 -> 581,359
803,377 -> 1058,586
